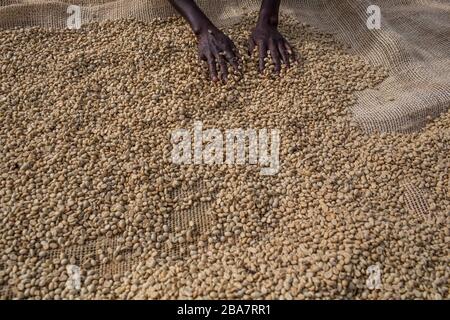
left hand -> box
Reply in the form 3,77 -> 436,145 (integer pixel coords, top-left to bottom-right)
248,23 -> 296,73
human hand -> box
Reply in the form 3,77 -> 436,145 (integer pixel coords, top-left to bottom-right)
197,27 -> 240,82
248,22 -> 296,73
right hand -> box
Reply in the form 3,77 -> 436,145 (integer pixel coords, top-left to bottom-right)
197,27 -> 240,82
248,22 -> 297,74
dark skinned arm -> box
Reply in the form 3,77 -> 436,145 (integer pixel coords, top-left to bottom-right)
168,0 -> 239,82
168,0 -> 296,80
249,0 -> 297,73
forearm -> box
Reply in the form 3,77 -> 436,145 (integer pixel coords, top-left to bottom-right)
168,0 -> 216,35
257,0 -> 281,27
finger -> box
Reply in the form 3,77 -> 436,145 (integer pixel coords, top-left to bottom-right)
199,51 -> 207,62
248,37 -> 256,56
206,53 -> 219,82
229,41 -> 239,57
217,53 -> 229,82
278,41 -> 290,68
211,45 -> 228,82
258,42 -> 268,73
284,40 -> 298,62
224,42 -> 240,72
231,42 -> 242,65
269,40 -> 281,73
224,49 -> 239,73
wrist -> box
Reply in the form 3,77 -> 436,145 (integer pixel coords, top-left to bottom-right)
257,10 -> 279,28
193,19 -> 216,37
